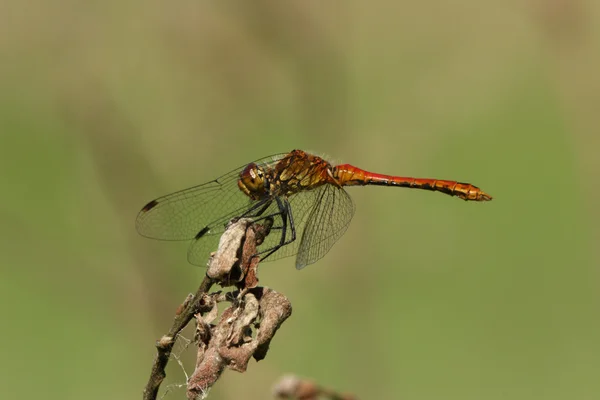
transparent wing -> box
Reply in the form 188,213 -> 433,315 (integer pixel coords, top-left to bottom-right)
294,185 -> 355,269
243,184 -> 355,268
186,198 -> 282,266
135,154 -> 286,241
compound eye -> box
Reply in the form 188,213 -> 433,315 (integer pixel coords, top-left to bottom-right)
239,163 -> 266,196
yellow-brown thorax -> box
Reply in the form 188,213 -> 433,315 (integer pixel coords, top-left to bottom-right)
238,150 -> 335,200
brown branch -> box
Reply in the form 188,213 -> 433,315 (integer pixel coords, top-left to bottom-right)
143,217 -> 291,400
142,275 -> 215,400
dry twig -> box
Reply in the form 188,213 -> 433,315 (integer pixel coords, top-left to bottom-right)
143,218 -> 292,400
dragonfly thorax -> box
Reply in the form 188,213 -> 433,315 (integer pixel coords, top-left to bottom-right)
238,162 -> 269,200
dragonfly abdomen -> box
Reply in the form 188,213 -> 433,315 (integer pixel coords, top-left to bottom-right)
333,164 -> 492,201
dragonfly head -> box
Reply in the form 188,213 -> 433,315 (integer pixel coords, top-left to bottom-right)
238,162 -> 268,200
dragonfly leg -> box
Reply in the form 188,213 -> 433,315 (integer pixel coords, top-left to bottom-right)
255,197 -> 296,261
239,199 -> 272,219
286,197 -> 297,243
247,200 -> 281,228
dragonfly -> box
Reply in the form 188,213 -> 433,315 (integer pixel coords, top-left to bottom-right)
136,149 -> 492,269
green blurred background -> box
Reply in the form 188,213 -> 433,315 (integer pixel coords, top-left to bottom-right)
2,1 -> 599,399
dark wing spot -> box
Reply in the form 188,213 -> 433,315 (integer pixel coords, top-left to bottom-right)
141,199 -> 159,212
194,226 -> 211,239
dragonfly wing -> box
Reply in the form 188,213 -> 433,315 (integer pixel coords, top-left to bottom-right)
294,185 -> 355,269
136,154 -> 286,241
186,198 -> 282,265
